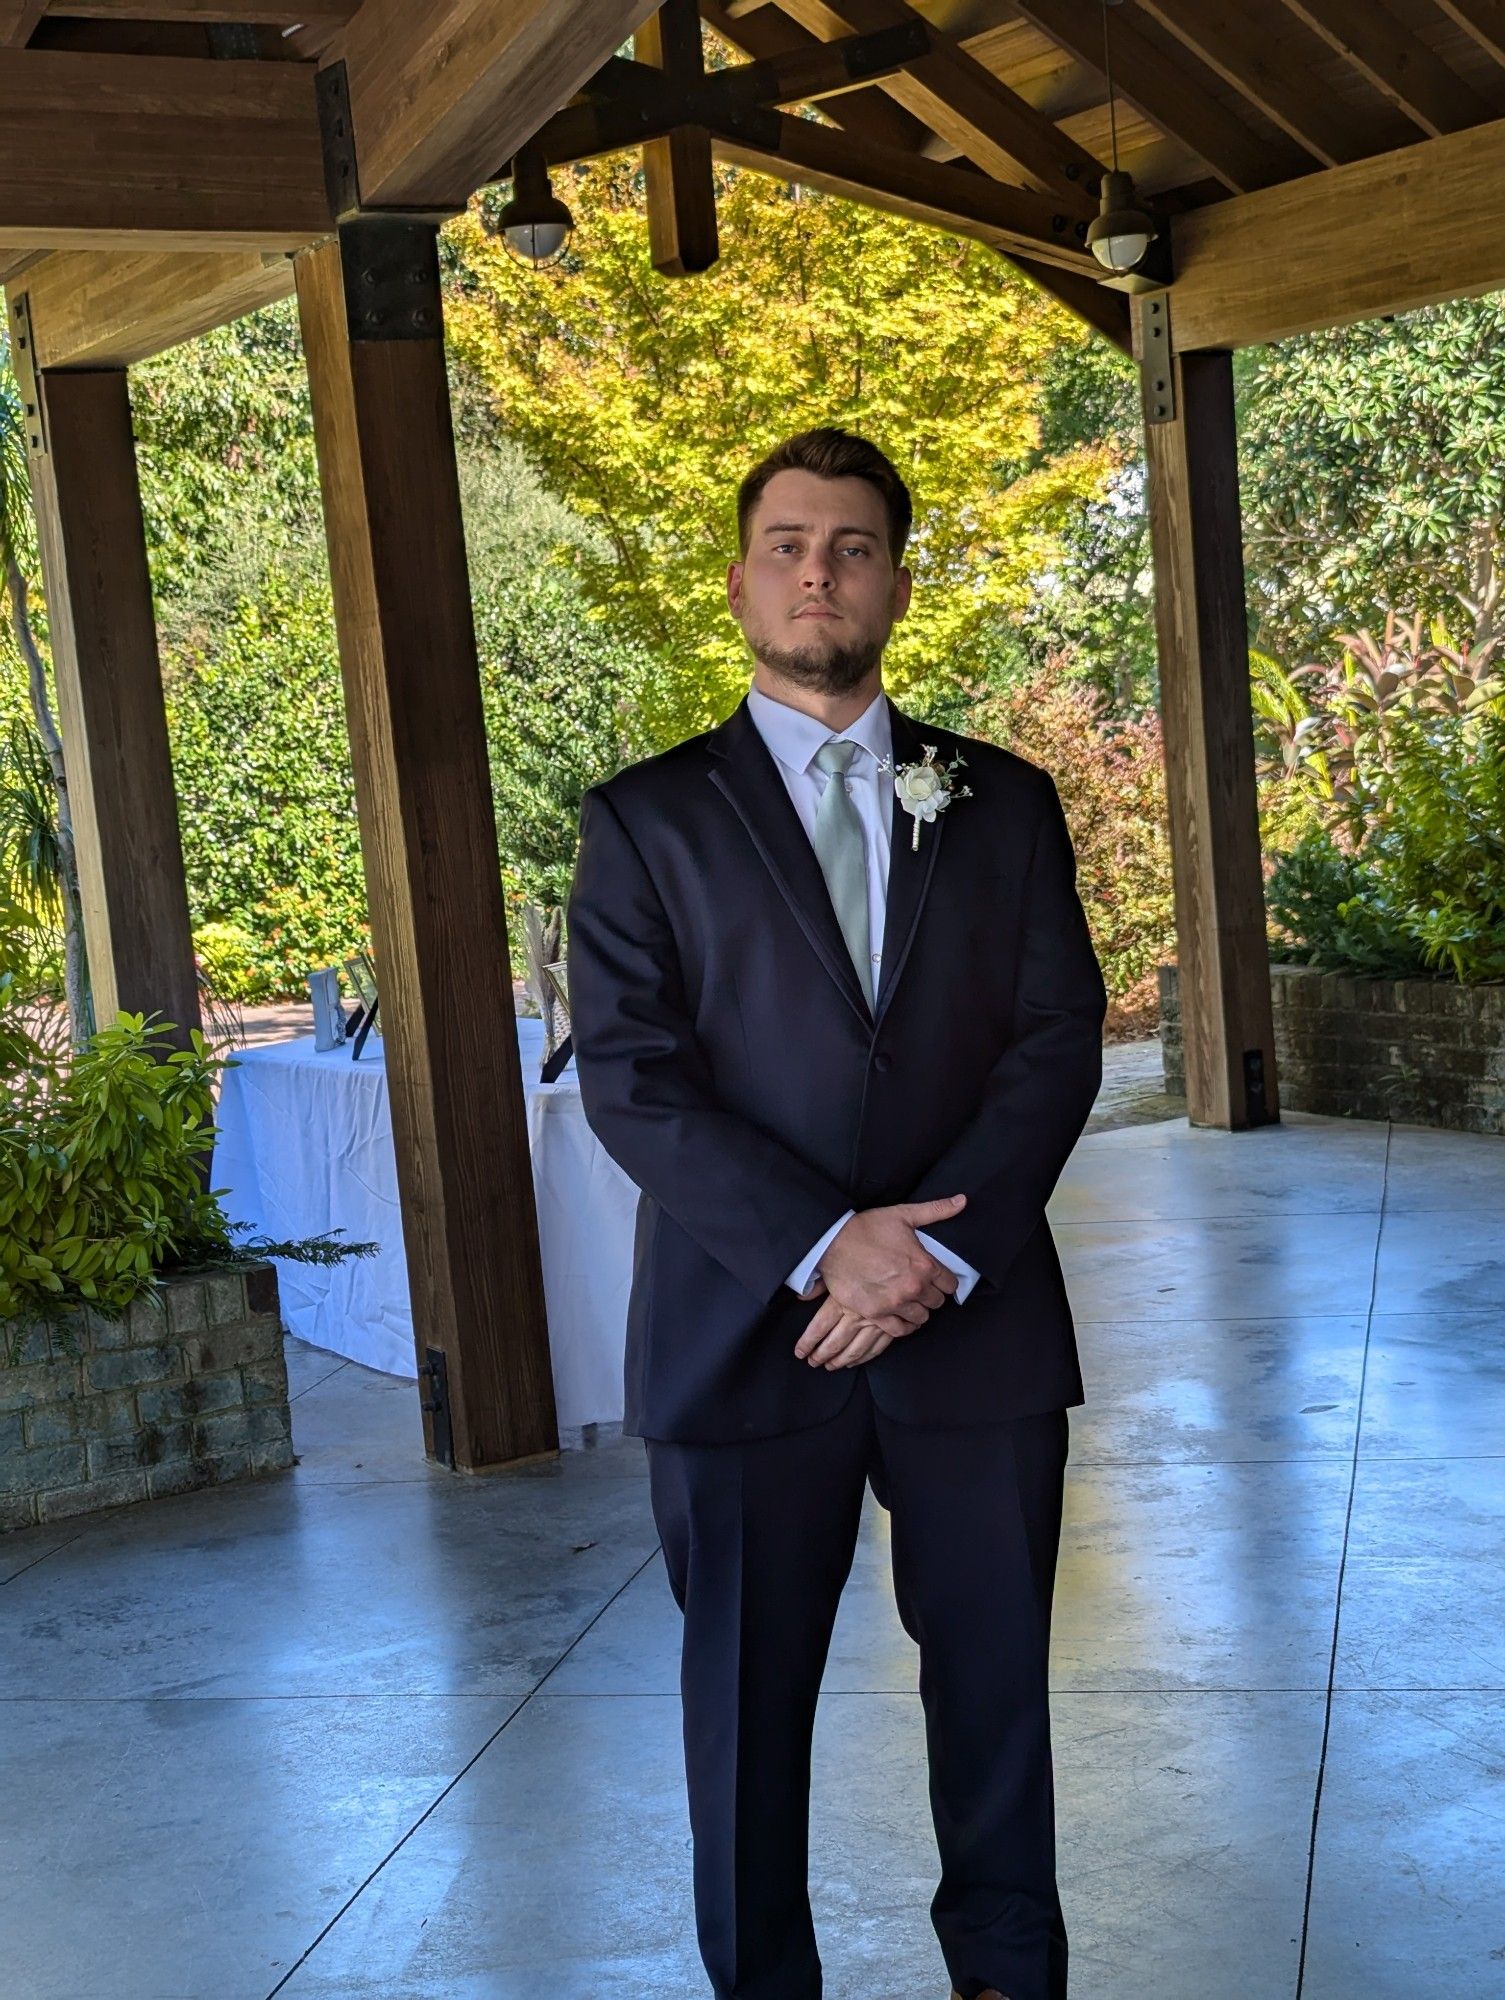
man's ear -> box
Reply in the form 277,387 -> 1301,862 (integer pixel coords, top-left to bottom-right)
892,565 -> 913,620
727,560 -> 744,615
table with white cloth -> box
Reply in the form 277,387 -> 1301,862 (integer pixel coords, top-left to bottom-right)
209,1018 -> 639,1428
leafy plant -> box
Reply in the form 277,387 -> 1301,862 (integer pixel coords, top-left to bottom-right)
1253,610 -> 1502,851
1265,699 -> 1505,983
1,901 -> 374,1355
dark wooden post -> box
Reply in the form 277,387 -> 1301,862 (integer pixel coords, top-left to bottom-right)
1138,295 -> 1278,1130
7,293 -> 201,1046
293,220 -> 558,1470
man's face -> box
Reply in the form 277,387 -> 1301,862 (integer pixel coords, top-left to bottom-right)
727,468 -> 911,696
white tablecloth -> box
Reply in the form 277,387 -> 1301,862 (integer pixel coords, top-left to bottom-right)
210,1019 -> 638,1427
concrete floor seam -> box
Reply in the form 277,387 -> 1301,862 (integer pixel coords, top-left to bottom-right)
1293,1120 -> 1393,1999
258,1540 -> 666,2000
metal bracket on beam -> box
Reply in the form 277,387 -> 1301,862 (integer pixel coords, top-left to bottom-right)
5,291 -> 46,459
1136,293 -> 1175,425
336,215 -> 443,341
316,59 -> 361,223
418,1346 -> 455,1467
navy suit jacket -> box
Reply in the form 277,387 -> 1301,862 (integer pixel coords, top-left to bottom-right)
564,688 -> 1107,1445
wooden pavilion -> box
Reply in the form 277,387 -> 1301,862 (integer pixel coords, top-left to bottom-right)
6,0 -> 1505,1469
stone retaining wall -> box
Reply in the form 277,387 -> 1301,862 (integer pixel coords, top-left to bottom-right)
1159,962 -> 1505,1134
1,1264 -> 293,1532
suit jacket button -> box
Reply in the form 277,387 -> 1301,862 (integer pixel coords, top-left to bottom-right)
873,1052 -> 892,1073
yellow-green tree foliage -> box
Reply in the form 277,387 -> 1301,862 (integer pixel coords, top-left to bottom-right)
444,155 -> 1115,743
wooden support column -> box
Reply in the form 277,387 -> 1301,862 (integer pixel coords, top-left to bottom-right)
7,295 -> 200,1044
293,221 -> 558,1470
1138,295 -> 1278,1130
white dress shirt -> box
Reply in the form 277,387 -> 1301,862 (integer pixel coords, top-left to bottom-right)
744,680 -> 982,1308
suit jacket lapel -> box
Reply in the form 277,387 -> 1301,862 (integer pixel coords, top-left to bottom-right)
707,695 -> 873,1028
705,690 -> 948,1034
875,695 -> 947,1029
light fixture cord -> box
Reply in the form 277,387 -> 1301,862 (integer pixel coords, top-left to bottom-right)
1101,0 -> 1120,175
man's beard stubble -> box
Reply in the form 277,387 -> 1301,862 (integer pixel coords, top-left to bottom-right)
751,621 -> 887,696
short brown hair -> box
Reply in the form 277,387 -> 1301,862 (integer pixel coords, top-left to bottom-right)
737,426 -> 912,567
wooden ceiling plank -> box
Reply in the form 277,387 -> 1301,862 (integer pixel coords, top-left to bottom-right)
1168,110 -> 1505,349
329,0 -> 663,210
1277,0 -> 1492,137
0,48 -> 330,246
768,0 -> 1103,212
702,99 -> 1097,270
1435,0 -> 1505,66
7,248 -> 293,368
1136,0 -> 1420,164
1009,0 -> 1307,193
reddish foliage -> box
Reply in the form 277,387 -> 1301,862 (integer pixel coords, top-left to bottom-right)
962,663 -> 1176,1039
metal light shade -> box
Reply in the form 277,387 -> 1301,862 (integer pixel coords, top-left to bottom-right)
1086,168 -> 1157,274
490,151 -> 574,267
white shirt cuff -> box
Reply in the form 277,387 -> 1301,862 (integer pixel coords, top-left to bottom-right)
786,1208 -> 856,1295
915,1228 -> 982,1305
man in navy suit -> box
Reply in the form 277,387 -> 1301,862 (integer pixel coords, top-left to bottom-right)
566,427 -> 1106,2000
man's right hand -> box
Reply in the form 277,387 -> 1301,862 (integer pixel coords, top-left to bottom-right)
815,1194 -> 968,1329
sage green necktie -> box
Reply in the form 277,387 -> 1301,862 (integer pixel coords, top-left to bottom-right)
812,738 -> 874,1008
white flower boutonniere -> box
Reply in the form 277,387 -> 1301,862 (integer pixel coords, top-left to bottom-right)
876,743 -> 973,851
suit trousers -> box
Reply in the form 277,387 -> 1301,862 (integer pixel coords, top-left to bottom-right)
645,1369 -> 1071,2000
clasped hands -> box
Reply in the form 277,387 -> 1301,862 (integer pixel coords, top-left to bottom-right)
792,1193 -> 968,1372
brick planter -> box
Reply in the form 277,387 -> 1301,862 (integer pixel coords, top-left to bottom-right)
1,1264 -> 293,1533
1159,962 -> 1505,1134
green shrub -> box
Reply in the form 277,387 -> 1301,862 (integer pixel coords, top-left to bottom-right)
1,903 -> 375,1356
1259,616 -> 1505,982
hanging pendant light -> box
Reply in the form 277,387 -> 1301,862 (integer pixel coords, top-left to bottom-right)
1084,0 -> 1158,276
486,148 -> 574,267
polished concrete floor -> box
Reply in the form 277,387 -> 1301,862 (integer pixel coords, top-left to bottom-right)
3,1104 -> 1502,2000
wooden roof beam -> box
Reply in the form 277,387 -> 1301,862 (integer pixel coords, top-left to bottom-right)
1278,0 -> 1493,137
1134,0 -> 1418,165
0,3 -> 43,44
701,97 -> 1097,272
533,27 -> 947,170
702,1 -> 1127,351
5,248 -> 293,368
43,2 -> 356,20
326,0 -> 662,211
701,0 -> 935,151
767,0 -> 1102,216
1009,0 -> 1313,194
635,0 -> 719,274
1167,111 -> 1505,350
0,48 -> 330,247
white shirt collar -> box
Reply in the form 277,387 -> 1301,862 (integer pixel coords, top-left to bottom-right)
745,680 -> 892,778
